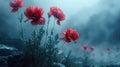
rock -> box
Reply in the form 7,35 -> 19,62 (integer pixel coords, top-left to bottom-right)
53,62 -> 65,67
0,44 -> 19,56
7,53 -> 24,67
0,56 -> 8,67
0,44 -> 22,67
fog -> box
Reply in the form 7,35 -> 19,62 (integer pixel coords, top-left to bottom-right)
0,0 -> 120,62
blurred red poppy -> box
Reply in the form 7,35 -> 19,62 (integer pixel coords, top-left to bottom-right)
107,48 -> 111,51
10,0 -> 24,12
48,6 -> 65,25
24,6 -> 45,25
90,46 -> 94,51
82,45 -> 88,51
61,28 -> 79,43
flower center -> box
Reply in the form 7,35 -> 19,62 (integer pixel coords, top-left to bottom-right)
31,13 -> 37,17
70,34 -> 73,38
13,4 -> 19,8
54,13 -> 60,19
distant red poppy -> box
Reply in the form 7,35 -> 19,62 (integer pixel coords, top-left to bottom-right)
24,6 -> 45,25
90,46 -> 94,51
48,6 -> 65,25
107,48 -> 111,51
61,28 -> 79,43
10,0 -> 24,12
82,45 -> 88,51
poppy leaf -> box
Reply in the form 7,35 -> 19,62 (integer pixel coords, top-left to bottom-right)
55,34 -> 59,40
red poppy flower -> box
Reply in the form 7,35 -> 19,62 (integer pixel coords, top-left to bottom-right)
10,0 -> 24,12
24,6 -> 45,25
107,48 -> 111,51
90,46 -> 94,51
82,45 -> 88,51
61,28 -> 79,43
48,6 -> 65,25
31,17 -> 45,25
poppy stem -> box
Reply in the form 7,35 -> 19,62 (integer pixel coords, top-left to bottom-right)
44,17 -> 50,45
46,17 -> 50,36
51,19 -> 56,35
17,11 -> 19,17
20,22 -> 24,40
59,42 -> 66,49
17,12 -> 24,40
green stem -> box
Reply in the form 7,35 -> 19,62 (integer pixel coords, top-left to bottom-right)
51,19 -> 56,35
46,18 -> 50,35
44,17 -> 50,45
20,22 -> 24,39
17,12 -> 24,40
59,42 -> 66,49
17,11 -> 19,17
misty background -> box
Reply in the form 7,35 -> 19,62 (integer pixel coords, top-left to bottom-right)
0,0 -> 120,62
